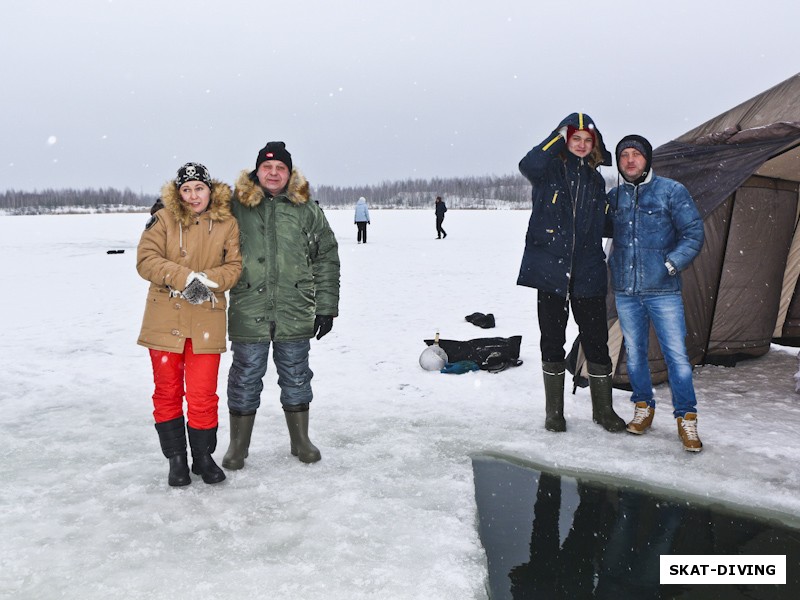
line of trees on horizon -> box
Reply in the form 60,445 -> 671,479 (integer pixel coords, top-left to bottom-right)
0,171 -> 619,214
314,174 -> 532,209
0,188 -> 156,215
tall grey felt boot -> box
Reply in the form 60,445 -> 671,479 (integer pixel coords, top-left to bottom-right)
187,426 -> 226,484
222,410 -> 256,470
542,361 -> 566,432
284,404 -> 321,463
587,362 -> 626,432
155,416 -> 191,487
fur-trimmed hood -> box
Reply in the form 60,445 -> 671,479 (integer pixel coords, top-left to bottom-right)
234,168 -> 311,208
159,179 -> 234,227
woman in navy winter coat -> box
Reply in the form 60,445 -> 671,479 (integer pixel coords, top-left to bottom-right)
517,112 -> 624,434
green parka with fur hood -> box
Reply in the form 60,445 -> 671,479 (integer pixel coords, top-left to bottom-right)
137,179 -> 242,354
228,168 -> 340,342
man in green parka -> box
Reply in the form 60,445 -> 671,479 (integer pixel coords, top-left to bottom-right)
222,141 -> 340,468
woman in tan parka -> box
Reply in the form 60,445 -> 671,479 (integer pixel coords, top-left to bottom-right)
137,162 -> 242,487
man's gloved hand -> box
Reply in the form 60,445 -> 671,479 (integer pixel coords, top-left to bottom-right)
185,271 -> 219,290
313,315 -> 334,340
182,278 -> 214,305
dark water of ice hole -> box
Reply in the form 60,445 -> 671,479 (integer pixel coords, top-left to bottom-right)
472,453 -> 799,600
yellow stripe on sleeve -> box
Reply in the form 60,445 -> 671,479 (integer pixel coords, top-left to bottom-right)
542,135 -> 561,151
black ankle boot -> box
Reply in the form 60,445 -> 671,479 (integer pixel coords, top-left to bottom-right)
167,454 -> 191,486
155,417 -> 191,487
187,426 -> 226,484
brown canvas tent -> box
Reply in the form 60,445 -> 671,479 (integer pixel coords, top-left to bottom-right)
576,73 -> 800,389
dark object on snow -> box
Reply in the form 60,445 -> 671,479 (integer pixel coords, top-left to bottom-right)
441,360 -> 480,374
106,249 -> 125,254
566,335 -> 589,389
424,336 -> 523,372
182,278 -> 214,305
465,312 -> 496,329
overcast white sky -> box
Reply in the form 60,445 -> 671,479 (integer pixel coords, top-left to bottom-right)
2,0 -> 798,193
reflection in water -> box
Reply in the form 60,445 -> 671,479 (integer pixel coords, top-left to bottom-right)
472,455 -> 799,600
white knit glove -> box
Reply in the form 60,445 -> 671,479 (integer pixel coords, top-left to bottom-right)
185,271 -> 219,290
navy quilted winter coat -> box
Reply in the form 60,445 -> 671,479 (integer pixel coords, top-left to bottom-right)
517,116 -> 610,298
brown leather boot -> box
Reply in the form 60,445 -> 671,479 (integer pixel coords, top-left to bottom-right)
677,413 -> 703,452
626,401 -> 654,434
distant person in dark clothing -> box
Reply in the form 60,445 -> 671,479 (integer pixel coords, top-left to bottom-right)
435,195 -> 447,239
354,196 -> 370,244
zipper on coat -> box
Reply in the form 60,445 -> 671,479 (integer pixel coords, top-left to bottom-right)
632,185 -> 639,292
564,159 -> 582,305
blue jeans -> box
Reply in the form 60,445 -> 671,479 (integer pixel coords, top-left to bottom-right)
615,294 -> 697,418
227,340 -> 313,413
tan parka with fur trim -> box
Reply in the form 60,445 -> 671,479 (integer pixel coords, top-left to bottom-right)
137,179 -> 242,354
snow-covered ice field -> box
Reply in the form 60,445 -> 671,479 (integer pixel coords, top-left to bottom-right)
2,210 -> 799,599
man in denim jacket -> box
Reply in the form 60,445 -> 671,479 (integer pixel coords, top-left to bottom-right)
607,135 -> 705,452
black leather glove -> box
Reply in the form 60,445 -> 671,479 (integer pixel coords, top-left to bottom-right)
313,315 -> 334,340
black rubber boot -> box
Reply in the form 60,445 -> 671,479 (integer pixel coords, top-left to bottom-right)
155,416 -> 191,487
222,410 -> 256,470
542,361 -> 566,432
187,426 -> 226,484
587,362 -> 626,432
284,404 -> 321,463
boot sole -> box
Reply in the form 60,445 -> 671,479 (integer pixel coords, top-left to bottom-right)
192,464 -> 227,484
293,449 -> 322,463
626,426 -> 650,435
168,478 -> 191,487
593,418 -> 626,432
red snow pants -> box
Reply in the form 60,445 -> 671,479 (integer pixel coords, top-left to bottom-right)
149,338 -> 221,429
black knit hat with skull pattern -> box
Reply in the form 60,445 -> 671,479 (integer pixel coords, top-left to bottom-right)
174,162 -> 213,189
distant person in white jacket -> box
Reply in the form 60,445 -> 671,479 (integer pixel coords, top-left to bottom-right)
354,196 -> 371,244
